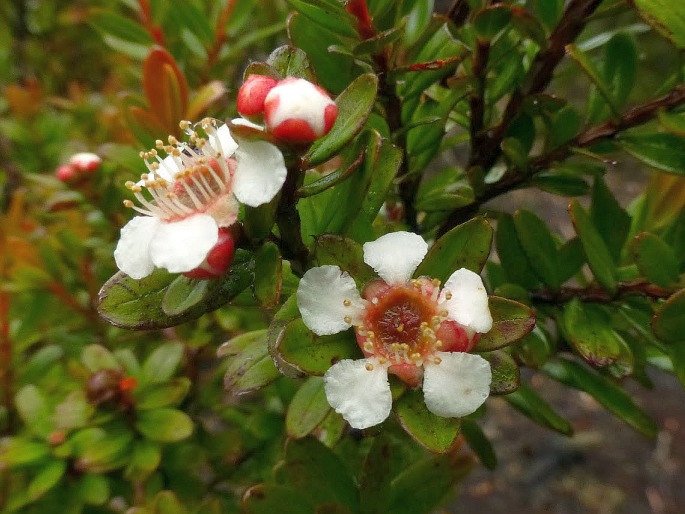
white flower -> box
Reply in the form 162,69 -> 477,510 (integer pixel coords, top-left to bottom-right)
296,231 -> 493,429
114,118 -> 287,279
69,152 -> 102,172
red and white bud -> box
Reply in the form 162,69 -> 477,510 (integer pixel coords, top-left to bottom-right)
264,78 -> 338,143
237,74 -> 278,117
55,164 -> 77,182
183,227 -> 236,280
69,152 -> 102,173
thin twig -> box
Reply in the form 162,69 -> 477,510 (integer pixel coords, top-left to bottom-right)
532,280 -> 675,304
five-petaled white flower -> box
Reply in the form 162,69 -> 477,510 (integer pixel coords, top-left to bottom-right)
114,118 -> 287,279
296,232 -> 494,429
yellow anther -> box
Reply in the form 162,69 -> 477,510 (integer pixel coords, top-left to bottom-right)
344,316 -> 352,324
411,353 -> 421,361
343,299 -> 351,307
379,357 -> 388,365
179,120 -> 191,130
440,310 -> 448,318
420,321 -> 429,328
168,135 -> 178,145
149,149 -> 158,157
123,200 -> 134,207
125,181 -> 135,189
433,357 -> 442,365
396,323 -> 404,333
364,341 -> 374,352
435,340 -> 443,349
155,139 -> 164,148
131,185 -> 142,193
432,278 -> 440,286
365,363 -> 374,371
445,292 -> 453,300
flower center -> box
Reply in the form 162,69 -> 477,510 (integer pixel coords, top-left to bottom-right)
357,280 -> 448,367
123,119 -> 234,222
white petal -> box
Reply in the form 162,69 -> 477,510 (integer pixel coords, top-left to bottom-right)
148,214 -> 219,273
324,358 -> 392,429
114,216 -> 162,279
423,352 -> 491,418
232,140 -> 287,207
296,265 -> 365,335
363,232 -> 428,284
231,117 -> 264,130
439,268 -> 493,334
210,123 -> 239,158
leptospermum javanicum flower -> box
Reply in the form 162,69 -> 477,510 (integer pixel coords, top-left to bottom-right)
237,76 -> 338,143
296,232 -> 494,430
113,118 -> 286,280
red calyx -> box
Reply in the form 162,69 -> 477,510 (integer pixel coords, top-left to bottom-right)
183,227 -> 236,279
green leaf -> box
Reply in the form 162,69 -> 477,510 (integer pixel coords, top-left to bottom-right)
152,491 -> 185,514
89,11 -> 154,59
590,177 -> 630,264
304,73 -> 379,168
217,330 -> 281,395
98,249 -> 254,329
77,430 -> 132,471
531,172 -> 589,196
82,344 -> 120,372
387,454 -> 473,514
513,210 -> 560,289
274,319 -> 361,375
266,45 -> 316,81
652,288 -> 685,343
314,235 -> 376,285
504,383 -> 573,435
395,389 -> 461,453
617,133 -> 685,174
15,385 -> 52,438
358,434 -> 393,514
415,218 -> 493,282
286,377 -> 332,438
286,0 -> 358,38
162,276 -> 211,317
569,199 -> 617,294
670,341 -> 685,389
287,13 -> 358,94
496,214 -> 539,289
135,408 -> 194,442
566,44 -> 620,118
530,0 -> 564,31
28,459 -> 66,500
361,137 -> 402,220
630,232 -> 680,287
461,419 -> 497,469
549,106 -> 582,148
141,342 -> 185,386
481,350 -> 520,395
543,358 -> 657,437
284,437 -> 359,511
473,5 -> 513,41
634,0 -> 685,48
125,440 -> 162,479
0,437 -> 50,467
21,345 -> 63,384
475,297 -> 536,352
604,33 -> 637,108
562,299 -> 622,366
242,485 -> 315,514
136,378 -> 191,410
78,473 -> 110,506
557,238 -> 585,283
254,242 -> 282,309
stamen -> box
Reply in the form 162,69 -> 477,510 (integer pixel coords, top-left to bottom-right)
365,363 -> 374,371
364,341 -> 374,353
444,291 -> 453,300
343,299 -> 351,307
343,315 -> 352,324
396,323 -> 404,333
433,357 -> 442,365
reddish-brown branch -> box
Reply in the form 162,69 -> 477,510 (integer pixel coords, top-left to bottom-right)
206,0 -> 239,69
532,280 -> 675,304
0,291 -> 12,435
468,0 -> 602,171
446,0 -> 470,26
468,39 -> 491,176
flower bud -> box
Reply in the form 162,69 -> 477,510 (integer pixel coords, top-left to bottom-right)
264,78 -> 338,143
183,227 -> 236,279
237,74 -> 278,117
55,164 -> 77,182
69,152 -> 102,173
